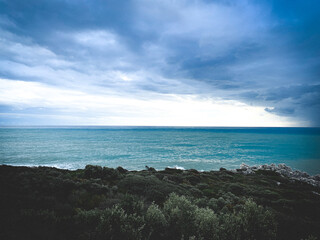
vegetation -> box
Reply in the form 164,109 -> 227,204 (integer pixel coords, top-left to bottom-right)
0,165 -> 319,239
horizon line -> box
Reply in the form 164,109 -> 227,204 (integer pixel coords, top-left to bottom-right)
0,125 -> 318,128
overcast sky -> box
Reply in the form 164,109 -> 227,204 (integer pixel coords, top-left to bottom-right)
0,0 -> 319,126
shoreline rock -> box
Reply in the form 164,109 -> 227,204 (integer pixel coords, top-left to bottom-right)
235,163 -> 320,188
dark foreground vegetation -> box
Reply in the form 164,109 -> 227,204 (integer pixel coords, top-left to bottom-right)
0,165 -> 319,240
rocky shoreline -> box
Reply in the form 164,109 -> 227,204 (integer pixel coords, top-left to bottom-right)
234,163 -> 320,188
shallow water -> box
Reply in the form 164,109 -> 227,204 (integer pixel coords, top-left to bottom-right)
0,127 -> 319,174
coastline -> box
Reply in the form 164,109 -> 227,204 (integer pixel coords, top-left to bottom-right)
235,163 -> 320,187
4,162 -> 320,187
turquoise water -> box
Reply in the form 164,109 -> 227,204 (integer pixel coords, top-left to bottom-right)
0,127 -> 320,174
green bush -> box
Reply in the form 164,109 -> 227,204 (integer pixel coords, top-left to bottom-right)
194,207 -> 219,239
237,199 -> 277,240
97,205 -> 145,240
146,203 -> 168,239
119,174 -> 180,203
120,194 -> 145,215
163,193 -> 197,238
1,165 -> 318,240
74,209 -> 102,239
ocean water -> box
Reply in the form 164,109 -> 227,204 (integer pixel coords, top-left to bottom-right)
0,127 -> 320,174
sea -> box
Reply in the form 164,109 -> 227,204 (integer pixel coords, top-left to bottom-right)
0,127 -> 320,175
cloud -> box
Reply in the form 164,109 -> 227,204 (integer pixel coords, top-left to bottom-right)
239,84 -> 320,125
0,78 -> 301,126
0,0 -> 319,126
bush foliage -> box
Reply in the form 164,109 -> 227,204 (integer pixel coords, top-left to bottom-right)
0,165 -> 319,240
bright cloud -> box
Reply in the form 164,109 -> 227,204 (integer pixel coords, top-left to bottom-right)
0,0 -> 319,126
0,78 -> 301,126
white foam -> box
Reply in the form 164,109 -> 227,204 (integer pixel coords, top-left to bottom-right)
167,165 -> 185,170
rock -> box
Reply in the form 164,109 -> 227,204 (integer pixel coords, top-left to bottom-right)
117,166 -> 127,174
235,163 -> 319,188
243,168 -> 255,175
311,175 -> 320,181
278,163 -> 292,172
240,163 -> 250,170
145,166 -> 156,172
276,169 -> 289,176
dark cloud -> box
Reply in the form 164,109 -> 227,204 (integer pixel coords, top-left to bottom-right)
265,107 -> 295,115
0,0 -> 319,125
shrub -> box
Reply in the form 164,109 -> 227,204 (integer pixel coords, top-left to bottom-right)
74,209 -> 102,239
97,205 -> 145,240
163,193 -> 197,238
102,167 -> 121,180
194,207 -> 219,239
120,194 -> 145,215
302,236 -> 318,240
237,199 -> 277,240
84,165 -> 103,178
218,212 -> 241,240
119,174 -> 180,203
146,203 -> 168,239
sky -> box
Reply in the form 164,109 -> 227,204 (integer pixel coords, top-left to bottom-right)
0,0 -> 319,126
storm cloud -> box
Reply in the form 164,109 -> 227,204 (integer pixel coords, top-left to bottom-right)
0,0 -> 319,126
